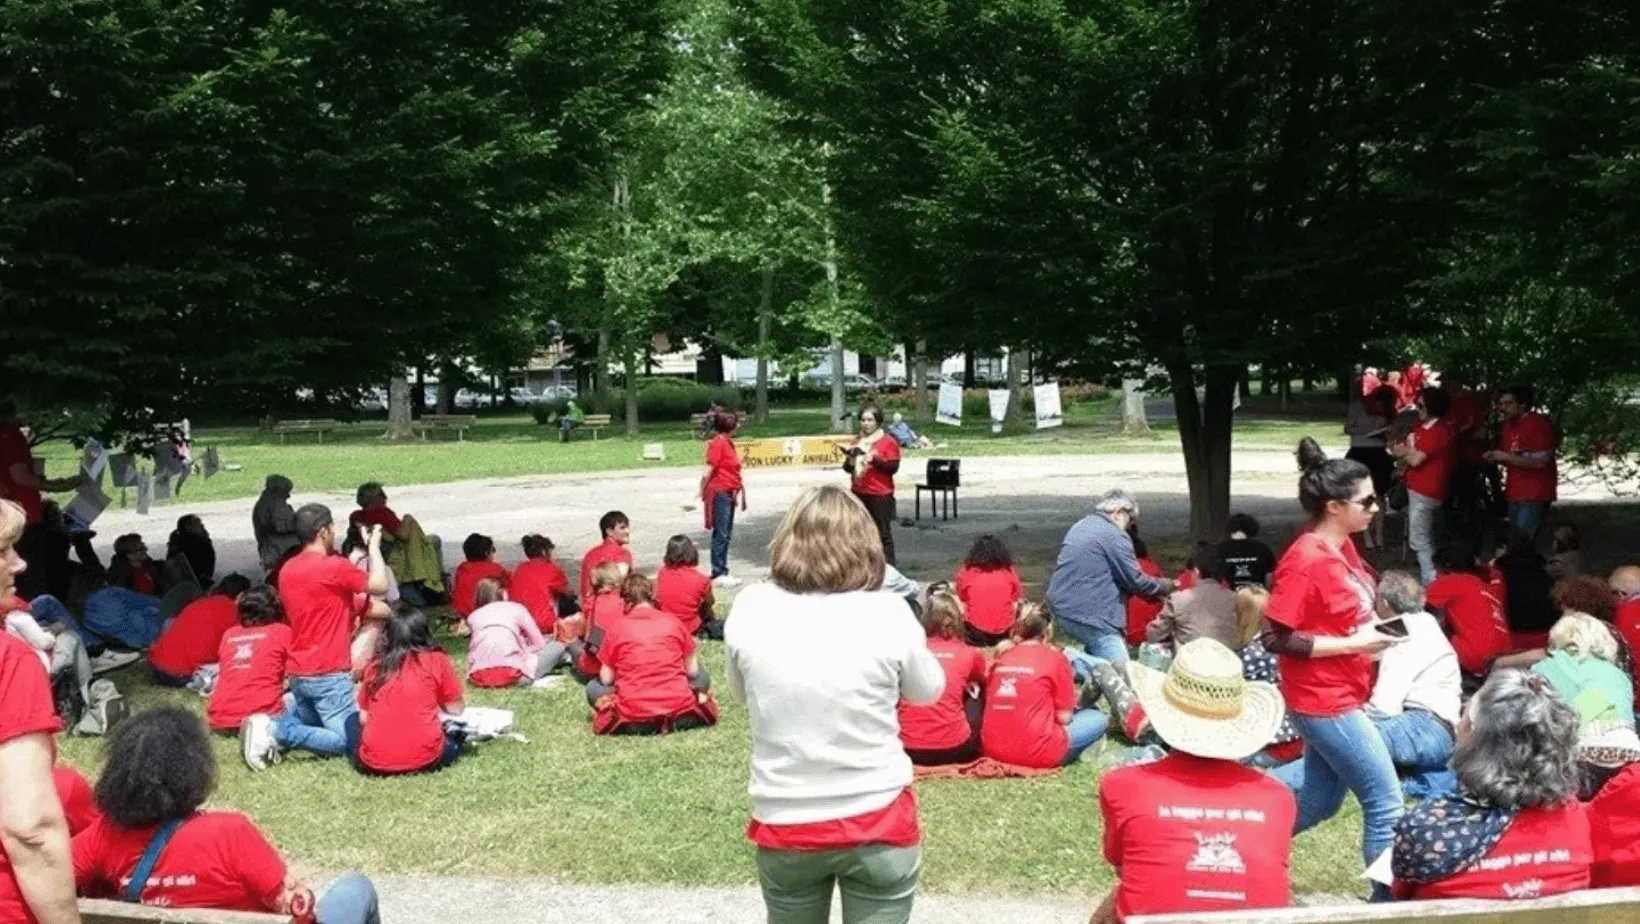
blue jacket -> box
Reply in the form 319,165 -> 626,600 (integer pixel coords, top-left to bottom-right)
1045,513 -> 1165,636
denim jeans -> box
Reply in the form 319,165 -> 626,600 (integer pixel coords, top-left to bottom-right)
24,594 -> 83,642
756,843 -> 921,924
317,871 -> 381,924
1054,620 -> 1129,670
275,672 -> 358,757
1373,709 -> 1454,772
1275,709 -> 1405,870
710,492 -> 735,578
1508,501 -> 1548,540
1062,708 -> 1109,765
1406,490 -> 1440,585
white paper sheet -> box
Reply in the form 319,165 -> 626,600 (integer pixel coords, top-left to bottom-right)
1034,382 -> 1064,429
935,382 -> 964,426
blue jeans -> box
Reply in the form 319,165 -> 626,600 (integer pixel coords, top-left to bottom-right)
710,493 -> 735,578
1054,620 -> 1129,670
24,595 -> 82,641
1373,709 -> 1454,772
1275,709 -> 1405,870
1062,709 -> 1109,765
1508,501 -> 1548,540
317,871 -> 381,924
1407,491 -> 1440,585
275,672 -> 358,757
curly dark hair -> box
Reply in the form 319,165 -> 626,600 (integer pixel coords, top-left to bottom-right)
237,585 -> 285,626
95,707 -> 217,827
1554,575 -> 1616,623
962,534 -> 1014,570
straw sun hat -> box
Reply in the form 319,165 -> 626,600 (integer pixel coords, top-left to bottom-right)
1129,638 -> 1285,761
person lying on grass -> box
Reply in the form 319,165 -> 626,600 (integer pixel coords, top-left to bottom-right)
351,604 -> 466,776
467,576 -> 567,688
898,586 -> 987,766
586,572 -> 717,736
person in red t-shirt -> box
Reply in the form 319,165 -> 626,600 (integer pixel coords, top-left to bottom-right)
700,412 -> 747,585
511,533 -> 574,633
0,495 -> 78,924
1390,387 -> 1455,584
1484,384 -> 1558,540
147,574 -> 252,686
573,562 -> 632,681
1426,541 -> 1511,679
981,603 -> 1107,768
955,533 -> 1025,647
1390,670 -> 1590,901
348,481 -> 407,540
655,535 -> 721,639
586,573 -> 717,735
208,586 -> 292,742
845,404 -> 902,565
1360,367 -> 1381,397
579,510 -> 633,601
1,416 -> 86,602
899,589 -> 987,764
450,533 -> 510,621
259,504 -> 388,768
1091,637 -> 1294,924
353,605 -> 466,775
75,706 -> 380,921
1264,439 -> 1405,883
107,533 -> 164,598
1610,568 -> 1640,705
1589,758 -> 1640,887
1123,536 -> 1168,646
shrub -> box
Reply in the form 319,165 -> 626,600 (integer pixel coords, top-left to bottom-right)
530,382 -> 743,425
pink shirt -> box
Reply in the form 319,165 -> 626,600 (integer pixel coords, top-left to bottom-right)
465,602 -> 546,680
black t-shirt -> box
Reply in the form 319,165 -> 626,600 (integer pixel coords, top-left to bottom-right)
1218,538 -> 1275,588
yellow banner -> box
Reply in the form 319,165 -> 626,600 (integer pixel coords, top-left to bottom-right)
736,435 -> 855,469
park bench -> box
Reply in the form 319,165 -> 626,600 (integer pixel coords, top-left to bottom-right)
1129,885 -> 1640,924
690,412 -> 710,438
271,419 -> 337,443
413,413 -> 478,441
572,413 -> 612,441
79,897 -> 292,923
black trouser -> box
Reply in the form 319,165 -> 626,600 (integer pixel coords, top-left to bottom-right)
856,492 -> 897,566
15,522 -> 56,600
905,697 -> 983,766
965,625 -> 1010,648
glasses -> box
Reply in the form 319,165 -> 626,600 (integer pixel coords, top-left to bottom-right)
1345,495 -> 1379,511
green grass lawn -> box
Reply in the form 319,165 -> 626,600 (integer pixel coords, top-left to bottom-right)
57,631 -> 1366,901
33,401 -> 1335,507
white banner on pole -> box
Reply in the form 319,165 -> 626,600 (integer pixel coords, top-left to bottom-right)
935,382 -> 964,426
1034,382 -> 1064,429
987,389 -> 1009,434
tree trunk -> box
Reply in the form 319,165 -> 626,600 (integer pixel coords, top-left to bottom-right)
695,334 -> 725,385
384,376 -> 414,440
912,340 -> 930,420
963,350 -> 976,389
829,337 -> 846,432
1279,375 -> 1291,411
414,367 -> 427,415
755,268 -> 773,424
1170,362 -> 1240,541
623,345 -> 640,436
437,360 -> 457,414
1005,348 -> 1027,425
595,329 -> 612,394
1121,378 -> 1150,436
1260,366 -> 1273,396
1238,368 -> 1252,403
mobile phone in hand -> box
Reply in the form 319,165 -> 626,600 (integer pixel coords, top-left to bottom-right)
1375,616 -> 1409,638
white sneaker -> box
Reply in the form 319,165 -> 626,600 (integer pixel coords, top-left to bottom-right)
89,651 -> 140,675
712,575 -> 742,588
240,714 -> 277,771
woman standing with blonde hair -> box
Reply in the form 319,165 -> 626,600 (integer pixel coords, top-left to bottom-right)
726,485 -> 944,924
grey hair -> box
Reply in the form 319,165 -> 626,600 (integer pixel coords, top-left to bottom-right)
1377,571 -> 1425,616
1548,612 -> 1620,664
1452,670 -> 1580,809
1094,489 -> 1139,518
355,481 -> 386,507
264,474 -> 292,495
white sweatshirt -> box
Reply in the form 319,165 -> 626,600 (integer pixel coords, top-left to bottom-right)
726,582 -> 945,825
1369,610 -> 1462,727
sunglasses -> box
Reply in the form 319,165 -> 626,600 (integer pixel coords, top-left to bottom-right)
1346,495 -> 1380,511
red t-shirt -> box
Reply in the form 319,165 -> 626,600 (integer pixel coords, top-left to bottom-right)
276,551 -> 368,677
851,432 -> 901,497
1263,532 -> 1377,718
357,650 -> 461,773
0,422 -> 43,523
1398,803 -> 1591,901
451,559 -> 509,618
0,635 -> 64,924
576,591 -> 627,677
54,767 -> 100,835
72,812 -> 287,912
981,641 -> 1075,769
1124,558 -> 1166,644
349,505 -> 403,535
1449,389 -> 1488,463
510,558 -> 568,633
704,434 -> 743,497
206,624 -> 292,731
601,606 -> 697,721
1101,753 -> 1297,921
148,594 -> 241,678
1426,572 -> 1511,675
1616,598 -> 1640,706
1590,763 -> 1640,887
129,565 -> 158,596
955,564 -> 1024,636
898,637 -> 987,751
655,564 -> 712,635
579,540 -> 633,601
1404,418 -> 1456,501
747,788 -> 921,850
1498,412 -> 1558,503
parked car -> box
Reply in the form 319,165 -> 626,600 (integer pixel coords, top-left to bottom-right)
506,387 -> 549,405
807,372 -> 880,392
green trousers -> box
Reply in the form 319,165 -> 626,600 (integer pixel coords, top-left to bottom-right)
755,843 -> 922,924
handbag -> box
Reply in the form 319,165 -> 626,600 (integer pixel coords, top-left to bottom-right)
122,818 -> 183,902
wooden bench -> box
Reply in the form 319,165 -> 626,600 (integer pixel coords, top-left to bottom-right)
80,897 -> 292,923
690,412 -> 710,438
413,413 -> 478,441
1130,885 -> 1640,924
271,419 -> 337,443
573,413 -> 612,441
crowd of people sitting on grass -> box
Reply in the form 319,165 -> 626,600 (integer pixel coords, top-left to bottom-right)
7,377 -> 1640,924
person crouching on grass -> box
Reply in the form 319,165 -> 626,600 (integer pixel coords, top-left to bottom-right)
981,602 -> 1109,768
466,576 -> 567,688
1090,638 -> 1294,924
350,604 -> 467,776
898,586 -> 987,765
586,572 -> 717,735
655,534 -> 723,639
